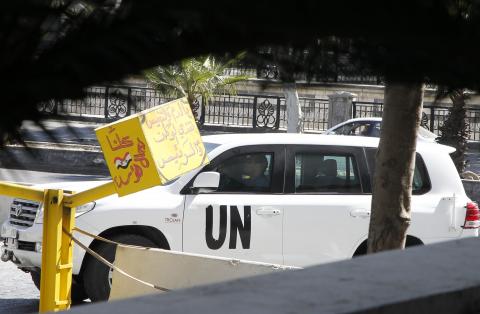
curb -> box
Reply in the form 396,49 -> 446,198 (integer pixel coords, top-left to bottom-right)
0,142 -> 109,176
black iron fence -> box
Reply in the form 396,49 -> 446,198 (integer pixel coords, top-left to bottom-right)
353,101 -> 480,141
38,85 -> 329,132
300,98 -> 329,131
38,85 -> 480,141
38,86 -> 174,120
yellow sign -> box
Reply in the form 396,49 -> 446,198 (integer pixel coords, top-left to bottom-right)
96,97 -> 209,196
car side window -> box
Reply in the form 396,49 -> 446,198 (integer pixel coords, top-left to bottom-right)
331,124 -> 353,135
365,149 -> 431,195
295,153 -> 361,193
357,122 -> 381,137
214,153 -> 274,193
332,122 -> 381,137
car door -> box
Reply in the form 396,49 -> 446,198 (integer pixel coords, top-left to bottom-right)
281,144 -> 371,267
182,145 -> 285,264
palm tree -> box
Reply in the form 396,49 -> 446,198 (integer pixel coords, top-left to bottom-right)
436,89 -> 471,173
144,53 -> 250,120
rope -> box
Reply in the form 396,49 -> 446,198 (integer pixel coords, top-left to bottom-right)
63,227 -> 170,292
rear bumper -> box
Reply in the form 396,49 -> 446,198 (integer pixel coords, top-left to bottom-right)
459,228 -> 479,238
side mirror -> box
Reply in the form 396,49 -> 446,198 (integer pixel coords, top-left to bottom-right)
192,172 -> 220,193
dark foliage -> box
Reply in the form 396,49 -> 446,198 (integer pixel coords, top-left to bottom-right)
436,90 -> 471,173
3,1 -> 480,141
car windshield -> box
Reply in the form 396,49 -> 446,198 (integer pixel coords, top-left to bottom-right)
204,142 -> 220,154
417,126 -> 437,139
163,142 -> 219,186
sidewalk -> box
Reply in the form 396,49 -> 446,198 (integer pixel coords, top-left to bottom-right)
19,120 -> 101,146
3,120 -> 105,175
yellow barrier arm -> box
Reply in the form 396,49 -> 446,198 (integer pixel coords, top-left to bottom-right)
0,182 -> 44,202
64,181 -> 116,208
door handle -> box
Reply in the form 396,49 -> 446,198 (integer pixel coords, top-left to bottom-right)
256,208 -> 281,216
350,209 -> 370,218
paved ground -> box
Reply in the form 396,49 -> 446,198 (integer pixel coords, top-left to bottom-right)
0,168 -> 108,185
18,119 -> 230,146
466,150 -> 480,174
0,261 -> 39,313
20,120 -> 101,146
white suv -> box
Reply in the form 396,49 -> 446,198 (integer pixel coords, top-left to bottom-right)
1,133 -> 478,301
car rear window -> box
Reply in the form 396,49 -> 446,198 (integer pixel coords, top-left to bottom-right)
295,153 -> 362,193
365,149 -> 431,195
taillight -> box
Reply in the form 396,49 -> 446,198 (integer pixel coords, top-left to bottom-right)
462,202 -> 480,229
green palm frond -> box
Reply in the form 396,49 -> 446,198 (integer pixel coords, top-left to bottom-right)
144,52 -> 249,117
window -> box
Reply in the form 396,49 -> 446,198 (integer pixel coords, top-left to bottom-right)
365,149 -> 431,195
203,142 -> 220,154
295,153 -> 361,193
332,121 -> 381,137
214,153 -> 274,193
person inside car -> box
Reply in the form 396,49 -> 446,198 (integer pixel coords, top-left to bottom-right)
315,159 -> 344,189
240,154 -> 270,191
217,157 -> 244,191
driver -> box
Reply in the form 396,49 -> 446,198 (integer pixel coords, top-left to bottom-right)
240,154 -> 270,191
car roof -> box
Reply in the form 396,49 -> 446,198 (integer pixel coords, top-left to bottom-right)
338,117 -> 383,123
203,133 -> 378,147
202,133 -> 453,153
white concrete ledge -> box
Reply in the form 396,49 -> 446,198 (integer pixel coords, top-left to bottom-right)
65,238 -> 480,314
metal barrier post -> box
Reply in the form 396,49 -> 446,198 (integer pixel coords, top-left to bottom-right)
40,190 -> 70,312
39,189 -> 72,312
60,198 -> 75,311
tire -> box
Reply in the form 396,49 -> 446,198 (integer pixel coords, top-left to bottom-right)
30,271 -> 88,303
82,234 -> 158,302
352,236 -> 423,257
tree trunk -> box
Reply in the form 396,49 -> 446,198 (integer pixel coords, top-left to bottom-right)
187,93 -> 198,121
367,81 -> 425,253
284,83 -> 303,133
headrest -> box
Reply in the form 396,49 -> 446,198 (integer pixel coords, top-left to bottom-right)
323,159 -> 337,177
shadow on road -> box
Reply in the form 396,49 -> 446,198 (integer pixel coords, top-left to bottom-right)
0,298 -> 91,313
0,298 -> 38,314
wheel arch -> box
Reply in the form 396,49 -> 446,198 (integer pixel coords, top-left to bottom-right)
352,235 -> 424,257
78,225 -> 170,277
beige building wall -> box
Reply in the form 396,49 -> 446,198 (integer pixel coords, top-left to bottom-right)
235,80 -> 480,106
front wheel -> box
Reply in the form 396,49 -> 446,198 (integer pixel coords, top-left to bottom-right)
30,271 -> 88,303
82,234 -> 158,302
